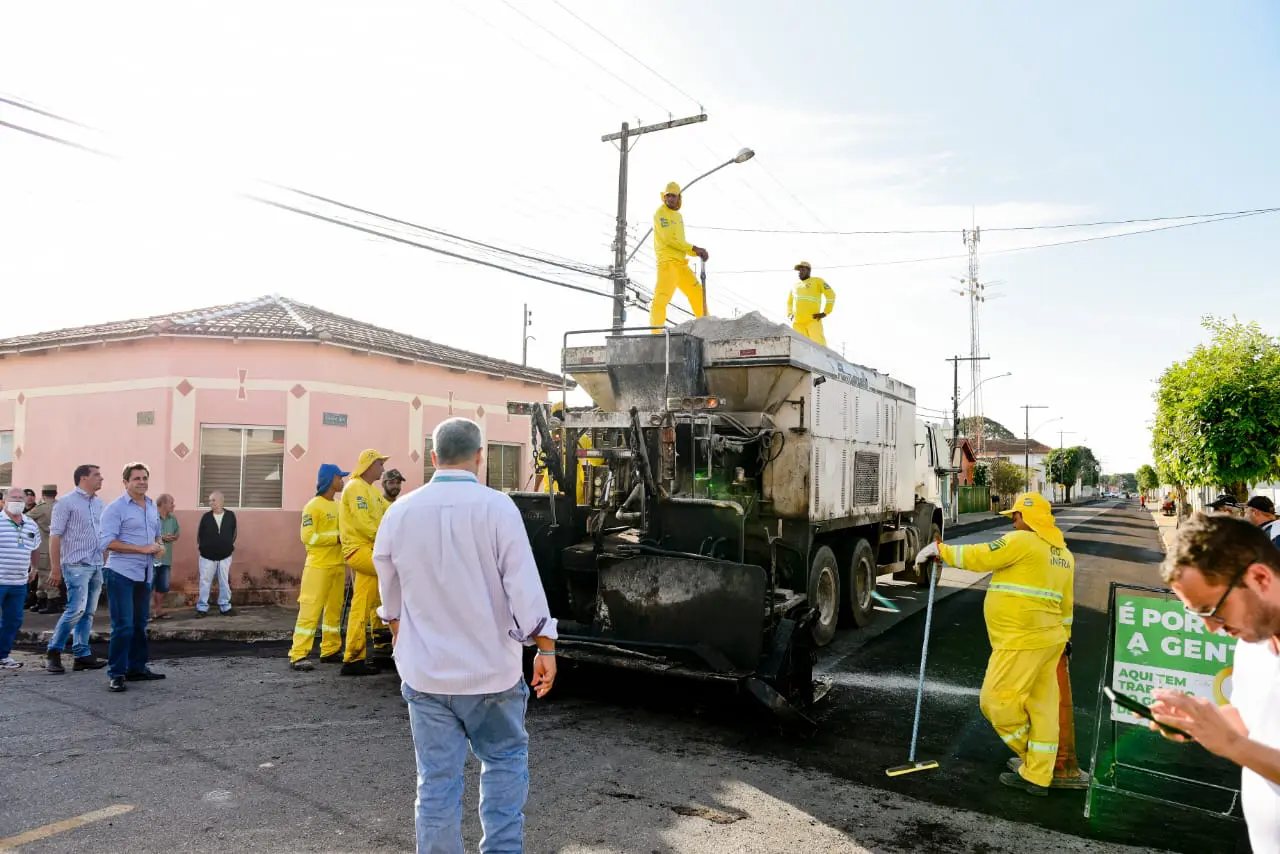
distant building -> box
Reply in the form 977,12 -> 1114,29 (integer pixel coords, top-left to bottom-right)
0,295 -> 563,603
975,437 -> 1054,496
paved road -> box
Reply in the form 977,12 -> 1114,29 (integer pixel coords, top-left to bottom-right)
0,501 -> 1245,853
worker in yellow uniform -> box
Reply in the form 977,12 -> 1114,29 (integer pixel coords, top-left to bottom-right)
913,492 -> 1075,796
288,463 -> 349,672
536,402 -> 593,505
787,262 -> 836,346
339,448 -> 392,676
650,182 -> 710,331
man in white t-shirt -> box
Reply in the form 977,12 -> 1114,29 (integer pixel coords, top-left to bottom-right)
1151,513 -> 1279,854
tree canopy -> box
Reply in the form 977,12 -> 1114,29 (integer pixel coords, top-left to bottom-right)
1044,445 -> 1100,501
1136,465 -> 1159,493
1152,316 -> 1280,493
959,416 -> 1016,441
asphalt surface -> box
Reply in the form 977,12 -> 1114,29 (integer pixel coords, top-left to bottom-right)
0,501 -> 1248,853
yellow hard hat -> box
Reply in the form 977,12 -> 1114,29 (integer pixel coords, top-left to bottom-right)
1000,492 -> 1065,548
663,182 -> 681,197
794,261 -> 812,270
353,448 -> 390,477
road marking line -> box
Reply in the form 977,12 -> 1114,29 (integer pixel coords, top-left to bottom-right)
0,804 -> 135,851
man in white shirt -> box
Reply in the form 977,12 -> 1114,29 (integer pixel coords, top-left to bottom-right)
1151,514 -> 1280,854
373,417 -> 556,854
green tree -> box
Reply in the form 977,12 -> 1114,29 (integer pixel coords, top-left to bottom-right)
972,461 -> 990,487
989,458 -> 1025,505
1152,316 -> 1280,501
958,416 -> 1017,441
1044,447 -> 1083,501
1137,464 -> 1159,493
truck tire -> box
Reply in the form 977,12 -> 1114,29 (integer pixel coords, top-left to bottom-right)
897,526 -> 927,586
848,539 -> 877,628
808,545 -> 840,647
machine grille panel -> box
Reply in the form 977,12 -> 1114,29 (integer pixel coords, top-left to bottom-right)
854,451 -> 880,506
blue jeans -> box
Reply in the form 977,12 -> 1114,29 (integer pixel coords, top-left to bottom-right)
402,678 -> 530,854
0,583 -> 26,658
104,569 -> 151,678
46,563 -> 103,658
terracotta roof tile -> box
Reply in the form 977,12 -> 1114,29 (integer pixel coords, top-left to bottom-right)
974,437 -> 1054,456
0,295 -> 566,387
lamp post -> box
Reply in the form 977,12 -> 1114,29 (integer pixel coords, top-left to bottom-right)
624,147 -> 755,268
957,371 -> 1012,411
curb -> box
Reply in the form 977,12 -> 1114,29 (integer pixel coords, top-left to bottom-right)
16,627 -> 293,645
945,515 -> 1009,538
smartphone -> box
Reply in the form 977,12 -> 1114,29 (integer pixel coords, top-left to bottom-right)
1104,687 -> 1192,739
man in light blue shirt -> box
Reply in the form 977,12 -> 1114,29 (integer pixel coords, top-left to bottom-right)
46,464 -> 107,674
100,462 -> 165,692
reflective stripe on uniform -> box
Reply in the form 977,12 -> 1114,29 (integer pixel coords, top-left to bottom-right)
308,533 -> 322,545
293,628 -> 315,638
988,582 -> 1063,602
1001,724 -> 1030,744
321,624 -> 342,633
952,545 -> 966,569
793,293 -> 822,302
1027,740 -> 1058,753
1062,616 -> 1074,625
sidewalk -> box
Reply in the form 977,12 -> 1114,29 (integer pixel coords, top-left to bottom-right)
16,604 -> 298,646
1148,506 -> 1179,552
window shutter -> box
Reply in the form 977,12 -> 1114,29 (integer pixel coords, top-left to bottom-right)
199,428 -> 245,507
242,428 -> 285,509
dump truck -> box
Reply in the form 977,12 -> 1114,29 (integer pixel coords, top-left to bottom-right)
507,313 -> 943,722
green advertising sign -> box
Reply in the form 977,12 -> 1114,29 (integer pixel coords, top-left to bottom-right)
1111,594 -> 1236,725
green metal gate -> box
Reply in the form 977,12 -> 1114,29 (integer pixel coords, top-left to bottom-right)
958,485 -> 991,514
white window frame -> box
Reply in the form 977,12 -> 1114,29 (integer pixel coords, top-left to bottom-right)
0,430 -> 11,488
486,442 -> 523,493
198,423 -> 286,509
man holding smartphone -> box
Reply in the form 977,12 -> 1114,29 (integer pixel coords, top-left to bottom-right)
1151,514 -> 1280,854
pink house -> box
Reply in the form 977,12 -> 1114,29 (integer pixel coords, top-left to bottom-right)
0,295 -> 563,604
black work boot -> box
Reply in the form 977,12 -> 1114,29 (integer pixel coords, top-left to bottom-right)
46,651 -> 65,674
999,771 -> 1049,797
339,660 -> 379,676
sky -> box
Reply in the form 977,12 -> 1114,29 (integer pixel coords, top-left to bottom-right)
2,0 -> 1278,474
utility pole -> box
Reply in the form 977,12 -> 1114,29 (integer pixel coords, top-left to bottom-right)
959,223 -> 986,453
946,354 -> 989,522
602,113 -> 708,332
521,303 -> 533,366
1022,404 -> 1049,492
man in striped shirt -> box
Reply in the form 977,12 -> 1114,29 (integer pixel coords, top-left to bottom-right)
374,417 -> 557,853
46,464 -> 108,674
1,487 -> 40,669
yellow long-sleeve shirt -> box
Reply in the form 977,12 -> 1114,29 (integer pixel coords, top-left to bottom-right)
339,477 -> 386,553
939,530 -> 1074,651
653,205 -> 695,265
300,495 -> 343,570
787,277 -> 836,320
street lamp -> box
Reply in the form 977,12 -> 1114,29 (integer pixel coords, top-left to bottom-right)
957,371 -> 1012,409
625,148 -> 756,267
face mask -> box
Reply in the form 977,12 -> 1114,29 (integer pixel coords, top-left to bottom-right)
6,501 -> 24,515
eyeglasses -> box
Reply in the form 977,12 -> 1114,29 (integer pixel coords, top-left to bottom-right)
1184,564 -> 1250,622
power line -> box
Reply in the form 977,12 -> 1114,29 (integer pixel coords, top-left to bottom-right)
692,207 -> 1280,236
713,208 -> 1280,274
0,114 -> 615,301
548,0 -> 703,110
496,0 -> 671,115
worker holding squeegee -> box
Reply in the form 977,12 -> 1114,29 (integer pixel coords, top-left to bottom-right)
913,492 -> 1077,796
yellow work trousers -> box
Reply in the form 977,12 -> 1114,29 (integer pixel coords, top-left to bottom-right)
343,547 -> 391,663
650,261 -> 706,330
288,564 -> 345,663
980,643 -> 1065,787
792,315 -> 827,346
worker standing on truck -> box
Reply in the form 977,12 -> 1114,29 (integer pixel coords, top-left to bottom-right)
787,262 -> 836,346
913,492 -> 1075,797
339,449 -> 393,676
650,182 -> 709,331
536,403 -> 592,505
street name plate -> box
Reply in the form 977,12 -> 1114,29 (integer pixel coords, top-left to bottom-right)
137,410 -> 155,426
322,412 -> 348,428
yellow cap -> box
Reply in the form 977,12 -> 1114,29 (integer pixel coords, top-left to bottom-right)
1000,492 -> 1066,549
353,448 -> 389,477
794,261 -> 812,270
663,182 -> 681,196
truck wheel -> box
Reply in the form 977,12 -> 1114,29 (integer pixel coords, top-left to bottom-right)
808,545 -> 840,647
898,526 -> 927,586
848,539 -> 877,627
